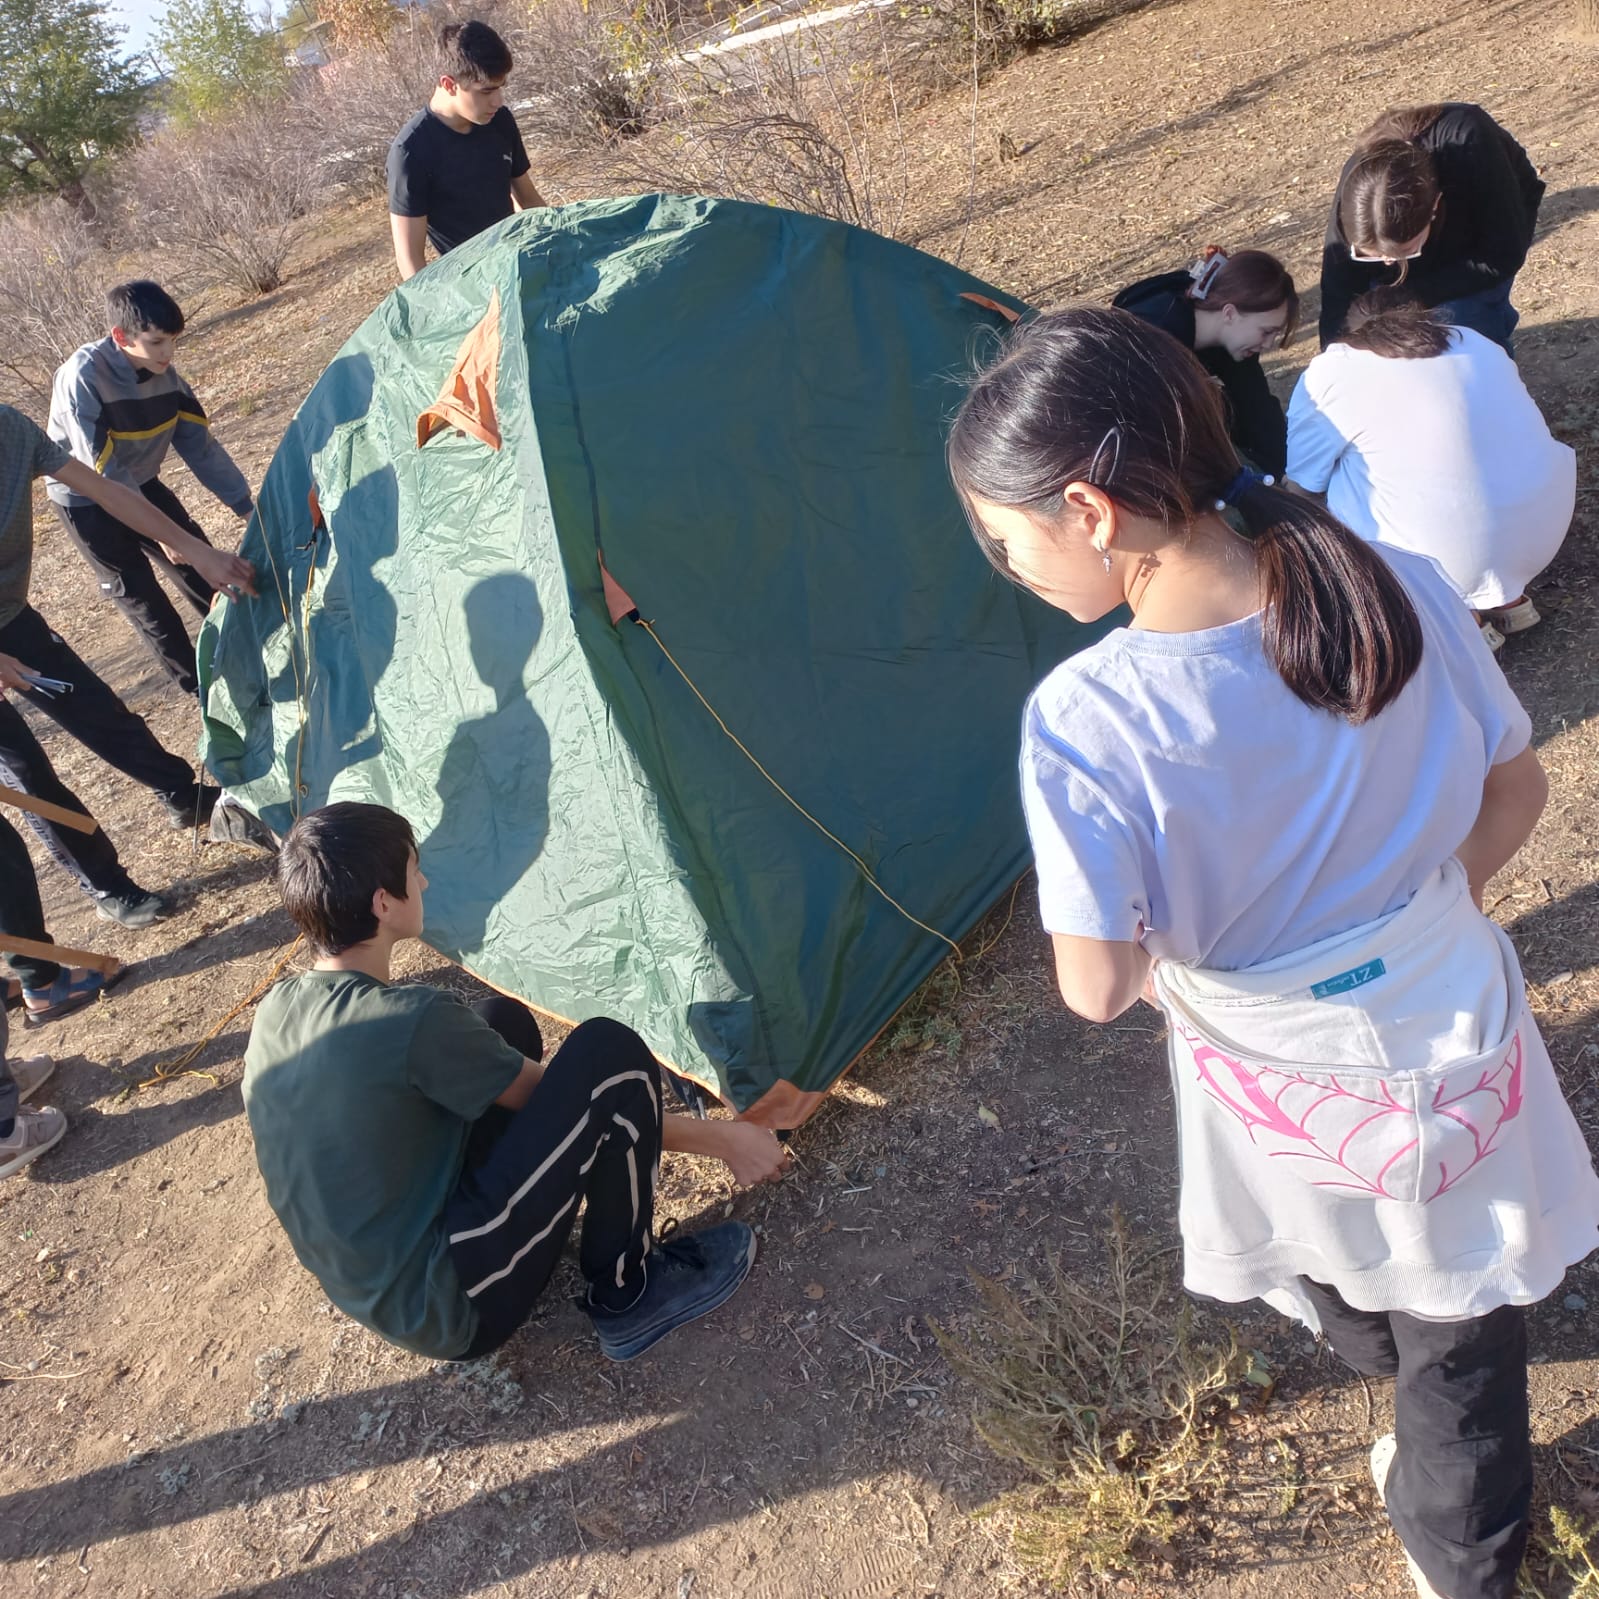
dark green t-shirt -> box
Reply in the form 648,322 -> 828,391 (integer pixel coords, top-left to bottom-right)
243,971 -> 523,1358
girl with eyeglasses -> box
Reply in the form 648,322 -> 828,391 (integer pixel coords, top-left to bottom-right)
1289,294 -> 1573,652
1318,105 -> 1544,355
1113,247 -> 1298,476
950,305 -> 1599,1599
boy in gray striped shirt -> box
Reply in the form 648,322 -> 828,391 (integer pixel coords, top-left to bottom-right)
48,281 -> 255,695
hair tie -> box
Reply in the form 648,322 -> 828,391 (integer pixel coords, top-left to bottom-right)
1188,246 -> 1228,302
1213,467 -> 1275,510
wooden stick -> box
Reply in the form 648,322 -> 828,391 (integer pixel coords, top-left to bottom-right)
0,936 -> 120,977
0,784 -> 98,835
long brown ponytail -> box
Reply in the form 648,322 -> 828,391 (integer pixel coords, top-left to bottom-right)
947,308 -> 1422,724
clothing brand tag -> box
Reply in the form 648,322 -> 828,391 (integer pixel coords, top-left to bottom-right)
1309,959 -> 1387,1000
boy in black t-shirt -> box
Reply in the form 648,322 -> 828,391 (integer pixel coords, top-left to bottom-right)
387,20 -> 546,280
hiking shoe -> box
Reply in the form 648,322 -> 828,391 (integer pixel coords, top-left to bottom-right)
1478,619 -> 1506,654
208,792 -> 278,852
10,1056 -> 56,1102
163,783 -> 220,831
1370,1434 -> 1450,1599
588,1221 -> 757,1362
95,887 -> 169,929
0,1106 -> 67,1178
1483,596 -> 1540,636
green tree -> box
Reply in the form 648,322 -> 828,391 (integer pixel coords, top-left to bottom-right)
155,0 -> 287,125
0,0 -> 147,209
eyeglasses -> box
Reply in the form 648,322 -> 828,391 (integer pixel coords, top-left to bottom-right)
1350,242 -> 1427,264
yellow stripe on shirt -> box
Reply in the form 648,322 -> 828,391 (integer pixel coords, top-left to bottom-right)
92,411 -> 210,471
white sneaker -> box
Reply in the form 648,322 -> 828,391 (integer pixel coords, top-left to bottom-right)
1370,1434 -> 1451,1599
1478,619 -> 1506,654
0,1105 -> 67,1177
1483,596 -> 1540,635
11,1055 -> 56,1102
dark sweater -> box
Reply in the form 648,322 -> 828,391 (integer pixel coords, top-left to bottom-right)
1318,104 -> 1545,347
1112,271 -> 1288,476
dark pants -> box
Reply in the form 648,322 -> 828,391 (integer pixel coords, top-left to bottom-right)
0,604 -> 197,898
1436,279 -> 1520,358
56,480 -> 216,695
0,1007 -> 14,1138
0,814 -> 61,992
1301,1277 -> 1531,1599
447,1001 -> 664,1359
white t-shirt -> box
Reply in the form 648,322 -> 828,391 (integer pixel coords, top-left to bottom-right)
1020,548 -> 1531,972
1286,328 -> 1575,608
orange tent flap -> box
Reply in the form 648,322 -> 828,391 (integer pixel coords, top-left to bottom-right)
598,553 -> 639,624
418,287 -> 503,450
960,291 -> 1022,324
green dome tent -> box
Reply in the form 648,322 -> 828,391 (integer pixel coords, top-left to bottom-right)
198,194 -> 1111,1125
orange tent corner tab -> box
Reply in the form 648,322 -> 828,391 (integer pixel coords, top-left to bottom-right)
418,286 -> 504,451
959,291 -> 1022,325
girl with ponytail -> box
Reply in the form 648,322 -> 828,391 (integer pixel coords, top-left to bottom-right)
1318,104 -> 1544,354
950,307 -> 1599,1599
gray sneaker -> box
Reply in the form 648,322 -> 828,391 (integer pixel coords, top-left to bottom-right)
95,888 -> 169,929
0,1106 -> 67,1178
588,1221 -> 757,1362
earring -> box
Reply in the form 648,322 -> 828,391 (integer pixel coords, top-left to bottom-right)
1101,551 -> 1112,572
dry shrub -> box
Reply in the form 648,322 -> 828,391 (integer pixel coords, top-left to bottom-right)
502,0 -> 654,147
612,2 -> 922,235
296,24 -> 444,193
122,103 -> 325,296
937,1220 -> 1245,1584
0,200 -> 111,401
1521,1507 -> 1599,1595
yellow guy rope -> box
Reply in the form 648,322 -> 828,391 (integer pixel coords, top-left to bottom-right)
134,936 -> 305,1091
634,619 -> 962,962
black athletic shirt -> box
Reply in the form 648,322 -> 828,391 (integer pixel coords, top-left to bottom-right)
1112,271 -> 1288,477
386,106 -> 532,257
1318,104 -> 1545,347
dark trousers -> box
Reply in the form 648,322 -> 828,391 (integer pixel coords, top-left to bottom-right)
56,480 -> 216,695
1301,1277 -> 1531,1599
1436,279 -> 1520,358
0,604 -> 195,897
0,814 -> 60,992
447,1001 -> 664,1359
0,1007 -> 15,1139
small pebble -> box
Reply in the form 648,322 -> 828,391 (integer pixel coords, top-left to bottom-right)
1564,1293 -> 1587,1312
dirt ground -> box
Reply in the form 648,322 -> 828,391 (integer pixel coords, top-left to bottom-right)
3,0 -> 1599,1594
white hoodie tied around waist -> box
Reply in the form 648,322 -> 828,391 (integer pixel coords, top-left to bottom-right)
1153,860 -> 1599,1330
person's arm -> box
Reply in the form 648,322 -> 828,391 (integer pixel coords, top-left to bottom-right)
1284,366 -> 1346,495
170,380 -> 253,518
1456,745 -> 1548,908
510,171 -> 545,211
1050,932 -> 1153,1024
1412,110 -> 1542,304
662,1115 -> 788,1187
493,1057 -> 786,1184
1218,356 -> 1287,478
53,458 -> 257,598
1318,191 -> 1365,348
390,213 -> 429,281
493,1056 -> 544,1108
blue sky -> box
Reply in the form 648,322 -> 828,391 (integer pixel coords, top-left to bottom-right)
107,0 -> 168,58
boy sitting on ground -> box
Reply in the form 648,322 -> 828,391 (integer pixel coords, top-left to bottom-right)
244,802 -> 787,1363
47,280 -> 256,698
387,20 -> 546,281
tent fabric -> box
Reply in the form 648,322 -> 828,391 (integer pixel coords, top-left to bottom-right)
198,193 -> 1115,1123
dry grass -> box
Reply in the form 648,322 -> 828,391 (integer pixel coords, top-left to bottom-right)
1522,1509 -> 1599,1597
936,1217 -> 1247,1586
